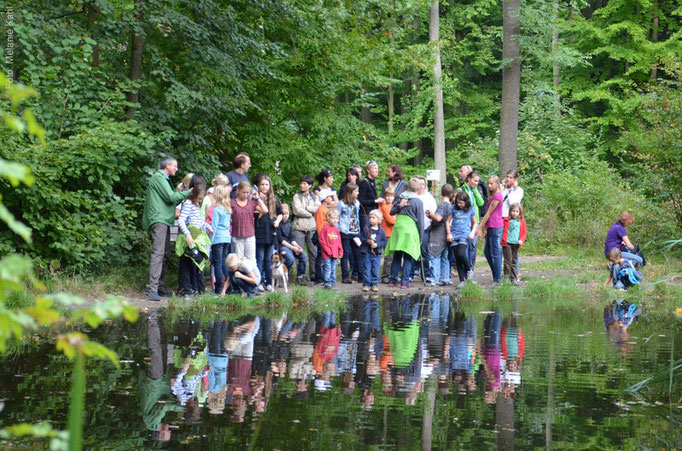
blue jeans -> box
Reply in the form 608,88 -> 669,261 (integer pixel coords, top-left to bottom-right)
467,235 -> 478,270
340,233 -> 361,279
280,246 -> 307,278
621,251 -> 643,266
256,242 -> 275,286
229,272 -> 258,297
390,251 -> 415,286
362,252 -> 381,286
416,229 -> 433,280
484,227 -> 503,283
429,249 -> 450,284
211,242 -> 230,293
322,257 -> 337,287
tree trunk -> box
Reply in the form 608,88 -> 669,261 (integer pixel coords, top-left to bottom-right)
496,391 -> 515,450
86,2 -> 100,69
125,0 -> 144,120
499,0 -> 521,174
411,69 -> 423,165
430,1 -> 446,186
650,11 -> 659,80
388,81 -> 394,134
545,344 -> 555,450
552,0 -> 560,91
421,377 -> 436,451
399,88 -> 409,150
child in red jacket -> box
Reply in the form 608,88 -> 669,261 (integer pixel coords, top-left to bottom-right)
501,203 -> 527,285
319,209 -> 343,288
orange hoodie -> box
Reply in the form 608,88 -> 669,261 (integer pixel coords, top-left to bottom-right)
379,203 -> 396,237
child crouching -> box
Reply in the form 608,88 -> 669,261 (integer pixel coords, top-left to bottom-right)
604,248 -> 642,290
361,210 -> 387,292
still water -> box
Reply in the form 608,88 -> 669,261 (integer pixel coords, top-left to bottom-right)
1,295 -> 680,449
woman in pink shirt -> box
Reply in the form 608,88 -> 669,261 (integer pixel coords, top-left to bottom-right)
477,175 -> 504,283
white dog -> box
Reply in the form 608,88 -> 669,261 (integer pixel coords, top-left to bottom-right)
271,252 -> 289,293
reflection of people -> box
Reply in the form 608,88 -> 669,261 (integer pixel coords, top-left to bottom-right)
604,300 -> 641,355
501,316 -> 525,398
171,359 -> 209,406
481,310 -> 502,404
139,314 -> 183,441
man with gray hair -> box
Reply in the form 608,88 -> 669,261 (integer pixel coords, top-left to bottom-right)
142,156 -> 191,301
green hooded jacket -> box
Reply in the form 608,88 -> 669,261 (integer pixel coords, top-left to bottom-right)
142,170 -> 191,229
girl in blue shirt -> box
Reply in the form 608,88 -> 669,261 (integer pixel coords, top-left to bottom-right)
210,185 -> 232,294
448,191 -> 478,287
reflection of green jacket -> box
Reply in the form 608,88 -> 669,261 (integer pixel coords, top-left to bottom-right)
139,373 -> 183,431
175,225 -> 211,271
386,321 -> 419,368
142,170 -> 190,229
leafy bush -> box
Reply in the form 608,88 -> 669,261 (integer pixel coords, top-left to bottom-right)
0,122 -> 159,270
524,160 -> 674,250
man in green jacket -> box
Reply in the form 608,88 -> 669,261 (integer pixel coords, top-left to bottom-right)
143,156 -> 190,301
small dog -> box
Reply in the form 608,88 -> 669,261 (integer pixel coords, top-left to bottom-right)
271,252 -> 289,293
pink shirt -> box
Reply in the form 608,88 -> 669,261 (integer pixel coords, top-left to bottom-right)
486,192 -> 504,229
230,198 -> 258,237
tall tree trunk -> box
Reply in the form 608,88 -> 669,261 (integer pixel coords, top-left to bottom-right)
496,391 -> 515,450
411,69 -> 423,165
86,2 -> 100,70
430,1 -> 446,185
499,0 -> 521,174
388,81 -> 394,134
421,377 -> 436,451
552,0 -> 560,91
545,344 -> 556,450
399,88 -> 409,150
650,11 -> 659,80
125,0 -> 144,120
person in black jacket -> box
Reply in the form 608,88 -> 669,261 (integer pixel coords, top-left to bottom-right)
359,209 -> 387,292
276,204 -> 308,285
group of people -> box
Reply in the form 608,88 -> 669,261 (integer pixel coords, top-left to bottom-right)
142,153 -> 527,301
141,296 -> 524,439
603,212 -> 645,290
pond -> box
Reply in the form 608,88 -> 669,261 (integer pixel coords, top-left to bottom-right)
1,294 -> 680,449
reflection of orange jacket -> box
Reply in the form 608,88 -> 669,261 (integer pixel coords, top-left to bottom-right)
379,203 -> 396,237
501,217 -> 527,248
379,334 -> 394,373
312,326 -> 342,373
315,205 -> 329,235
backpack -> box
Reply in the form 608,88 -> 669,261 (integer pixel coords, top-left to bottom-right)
617,263 -> 642,288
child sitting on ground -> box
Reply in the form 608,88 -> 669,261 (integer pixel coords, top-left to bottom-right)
604,248 -> 642,290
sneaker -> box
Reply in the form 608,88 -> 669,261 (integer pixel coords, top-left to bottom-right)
362,285 -> 370,292
387,281 -> 396,287
296,277 -> 309,286
324,284 -> 333,289
342,277 -> 352,284
467,270 -> 474,280
513,279 -> 521,287
265,284 -> 273,292
425,282 -> 438,287
439,281 -> 452,286
145,290 -> 161,302
257,284 -> 265,292
399,283 -> 412,289
381,276 -> 390,284
456,281 -> 466,289
371,285 -> 378,292
157,288 -> 173,297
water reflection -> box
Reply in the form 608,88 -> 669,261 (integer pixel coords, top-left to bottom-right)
2,294 -> 680,449
604,299 -> 641,355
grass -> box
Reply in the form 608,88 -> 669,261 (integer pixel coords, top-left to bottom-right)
164,287 -> 347,326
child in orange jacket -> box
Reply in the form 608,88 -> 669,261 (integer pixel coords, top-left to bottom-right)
501,203 -> 526,285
